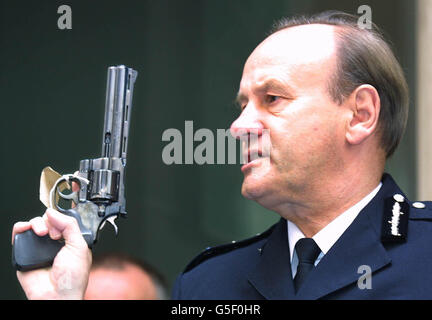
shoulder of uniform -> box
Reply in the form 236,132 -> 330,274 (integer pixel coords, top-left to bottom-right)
183,223 -> 276,274
408,200 -> 432,220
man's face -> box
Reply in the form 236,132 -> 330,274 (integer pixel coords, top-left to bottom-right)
231,24 -> 350,211
84,264 -> 158,300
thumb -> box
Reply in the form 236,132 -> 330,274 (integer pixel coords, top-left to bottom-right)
45,208 -> 87,250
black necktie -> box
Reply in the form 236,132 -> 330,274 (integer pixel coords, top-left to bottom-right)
293,238 -> 321,293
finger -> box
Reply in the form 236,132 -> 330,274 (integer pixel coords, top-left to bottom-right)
72,171 -> 80,193
71,171 -> 80,209
49,226 -> 62,240
29,216 -> 49,236
12,221 -> 32,244
70,185 -> 78,209
71,182 -> 80,193
45,208 -> 87,249
42,214 -> 62,240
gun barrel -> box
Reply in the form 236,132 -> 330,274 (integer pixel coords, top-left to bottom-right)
79,65 -> 138,216
102,65 -> 138,160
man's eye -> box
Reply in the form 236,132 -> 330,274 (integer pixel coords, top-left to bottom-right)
266,95 -> 280,104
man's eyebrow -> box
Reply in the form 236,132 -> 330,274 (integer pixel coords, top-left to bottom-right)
235,79 -> 294,105
234,79 -> 294,109
255,79 -> 294,96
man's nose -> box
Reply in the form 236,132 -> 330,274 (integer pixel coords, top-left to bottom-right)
230,105 -> 264,139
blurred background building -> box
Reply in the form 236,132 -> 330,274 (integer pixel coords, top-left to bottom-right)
0,0 -> 430,298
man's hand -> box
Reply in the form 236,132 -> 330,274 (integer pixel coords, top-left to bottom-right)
12,208 -> 92,299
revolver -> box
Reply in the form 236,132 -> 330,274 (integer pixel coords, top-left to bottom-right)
12,65 -> 138,271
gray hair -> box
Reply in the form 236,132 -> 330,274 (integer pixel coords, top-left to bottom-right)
270,10 -> 409,158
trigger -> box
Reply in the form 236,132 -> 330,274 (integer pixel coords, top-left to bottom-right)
57,186 -> 79,205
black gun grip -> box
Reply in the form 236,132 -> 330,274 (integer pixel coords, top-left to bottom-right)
12,230 -> 64,271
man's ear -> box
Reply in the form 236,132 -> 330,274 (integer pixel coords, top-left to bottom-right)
345,84 -> 381,145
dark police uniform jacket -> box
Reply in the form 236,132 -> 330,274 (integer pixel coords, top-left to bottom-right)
172,174 -> 432,299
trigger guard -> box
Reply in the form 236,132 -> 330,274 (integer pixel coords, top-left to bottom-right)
51,175 -> 85,214
54,185 -> 79,214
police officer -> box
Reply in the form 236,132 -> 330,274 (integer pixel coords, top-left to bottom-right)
12,11 -> 432,299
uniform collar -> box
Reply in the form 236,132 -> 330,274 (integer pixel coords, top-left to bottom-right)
287,182 -> 382,261
247,174 -> 400,299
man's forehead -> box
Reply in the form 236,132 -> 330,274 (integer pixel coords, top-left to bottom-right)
245,24 -> 338,72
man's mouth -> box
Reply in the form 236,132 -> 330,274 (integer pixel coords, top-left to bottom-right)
240,130 -> 272,172
244,149 -> 263,163
241,149 -> 267,172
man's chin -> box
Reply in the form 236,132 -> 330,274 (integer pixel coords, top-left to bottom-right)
241,181 -> 266,201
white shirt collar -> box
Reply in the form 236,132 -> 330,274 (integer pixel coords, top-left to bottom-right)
287,182 -> 382,262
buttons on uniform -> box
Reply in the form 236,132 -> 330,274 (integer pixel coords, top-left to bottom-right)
392,194 -> 426,209
412,202 -> 426,209
393,194 -> 404,202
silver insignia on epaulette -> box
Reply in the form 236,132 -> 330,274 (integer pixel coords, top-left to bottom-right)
388,201 -> 404,236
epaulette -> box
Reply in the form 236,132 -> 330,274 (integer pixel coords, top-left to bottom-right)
409,200 -> 432,220
381,194 -> 432,243
183,223 -> 276,273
